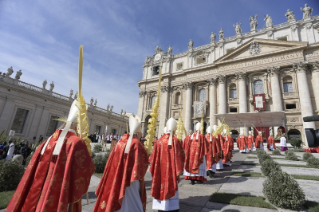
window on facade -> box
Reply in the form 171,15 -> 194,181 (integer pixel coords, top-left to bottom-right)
199,89 -> 206,101
175,92 -> 181,104
254,80 -> 264,94
286,103 -> 296,109
11,108 -> 29,133
230,108 -> 238,113
277,36 -> 288,41
226,48 -> 235,54
229,84 -> 237,98
196,57 -> 206,65
46,115 -> 59,136
95,125 -> 101,134
152,66 -> 159,76
176,63 -> 183,70
283,77 -> 293,93
151,96 -> 156,108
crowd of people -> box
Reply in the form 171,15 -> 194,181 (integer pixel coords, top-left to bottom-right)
88,132 -> 122,143
0,140 -> 32,164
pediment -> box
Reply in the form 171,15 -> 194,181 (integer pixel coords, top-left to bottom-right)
215,38 -> 307,64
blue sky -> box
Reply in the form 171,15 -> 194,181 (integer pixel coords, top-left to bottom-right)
0,0 -> 318,114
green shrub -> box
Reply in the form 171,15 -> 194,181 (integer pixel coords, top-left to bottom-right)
285,149 -> 293,156
289,139 -> 302,148
91,152 -> 96,159
0,160 -> 25,192
303,152 -> 314,161
272,149 -> 281,155
285,151 -> 299,161
263,170 -> 305,209
261,159 -> 281,176
306,157 -> 319,169
259,154 -> 272,166
93,151 -> 111,173
93,144 -> 103,153
257,149 -> 266,158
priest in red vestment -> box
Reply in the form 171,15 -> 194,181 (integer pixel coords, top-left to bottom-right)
183,123 -> 208,185
150,118 -> 185,212
205,126 -> 218,178
6,100 -> 95,212
267,131 -> 276,151
255,131 -> 264,149
222,129 -> 233,166
93,115 -> 148,212
247,131 -> 254,152
237,129 -> 247,153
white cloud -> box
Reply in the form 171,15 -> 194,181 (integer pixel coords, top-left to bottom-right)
0,0 -> 160,114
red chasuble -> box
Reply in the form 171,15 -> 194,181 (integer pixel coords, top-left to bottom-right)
247,135 -> 254,149
183,132 -> 208,174
255,135 -> 263,149
94,134 -> 148,212
6,129 -> 95,212
222,136 -> 233,163
205,134 -> 219,169
267,136 -> 276,150
237,135 -> 247,151
149,133 -> 185,201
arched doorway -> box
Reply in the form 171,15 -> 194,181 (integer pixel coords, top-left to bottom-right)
231,130 -> 239,142
288,129 -> 301,142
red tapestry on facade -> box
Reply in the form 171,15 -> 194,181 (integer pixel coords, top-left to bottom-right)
253,94 -> 266,111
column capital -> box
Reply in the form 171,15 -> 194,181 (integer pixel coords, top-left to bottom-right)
235,72 -> 247,80
182,82 -> 193,90
161,85 -> 169,93
293,62 -> 310,73
217,75 -> 226,84
267,66 -> 281,76
207,78 -> 218,86
139,90 -> 147,97
310,61 -> 319,73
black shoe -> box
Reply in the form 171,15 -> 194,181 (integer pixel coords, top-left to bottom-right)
191,180 -> 195,185
208,170 -> 214,178
197,180 -> 203,184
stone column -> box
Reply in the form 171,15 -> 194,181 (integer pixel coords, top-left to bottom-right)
137,90 -> 146,118
236,72 -> 247,113
311,62 -> 319,112
236,72 -> 248,133
183,82 -> 193,133
207,78 -> 217,126
158,86 -> 170,137
293,62 -> 316,130
218,75 -> 227,119
267,66 -> 283,111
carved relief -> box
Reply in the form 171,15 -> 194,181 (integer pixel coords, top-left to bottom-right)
267,66 -> 281,76
207,78 -> 218,86
217,75 -> 226,84
161,86 -> 169,93
249,42 -> 261,56
293,62 -> 309,73
182,82 -> 193,90
235,72 -> 247,80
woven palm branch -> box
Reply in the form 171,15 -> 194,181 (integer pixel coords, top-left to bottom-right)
144,67 -> 162,154
75,46 -> 92,156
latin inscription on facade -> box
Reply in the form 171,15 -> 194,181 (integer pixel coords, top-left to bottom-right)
218,52 -> 303,71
